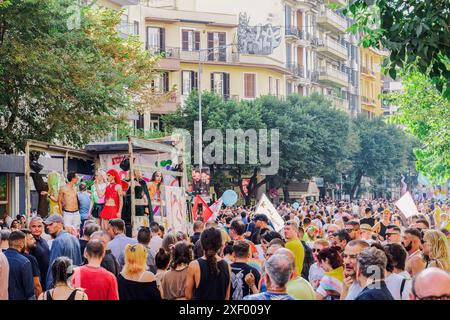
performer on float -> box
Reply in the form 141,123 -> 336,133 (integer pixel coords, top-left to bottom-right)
148,171 -> 163,217
47,171 -> 61,215
89,169 -> 107,226
100,169 -> 123,230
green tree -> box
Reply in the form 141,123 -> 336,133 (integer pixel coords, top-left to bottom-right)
342,0 -> 450,99
387,70 -> 450,182
258,93 -> 355,201
0,0 -> 163,153
349,115 -> 408,199
162,91 -> 266,205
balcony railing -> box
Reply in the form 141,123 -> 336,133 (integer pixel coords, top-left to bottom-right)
361,96 -> 376,105
327,95 -> 349,110
317,8 -> 348,31
180,48 -> 240,63
285,26 -> 300,38
315,37 -> 348,58
361,66 -> 375,77
316,66 -> 348,85
146,46 -> 180,59
287,63 -> 305,78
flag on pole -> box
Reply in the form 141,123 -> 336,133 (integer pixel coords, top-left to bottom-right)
208,197 -> 223,222
255,194 -> 285,232
395,191 -> 419,218
192,195 -> 214,222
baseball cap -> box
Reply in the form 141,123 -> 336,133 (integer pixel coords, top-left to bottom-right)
253,214 -> 269,223
44,214 -> 64,225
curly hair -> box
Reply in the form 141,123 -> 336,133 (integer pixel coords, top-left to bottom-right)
170,241 -> 193,269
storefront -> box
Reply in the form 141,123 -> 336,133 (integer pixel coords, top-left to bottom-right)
0,154 -> 25,219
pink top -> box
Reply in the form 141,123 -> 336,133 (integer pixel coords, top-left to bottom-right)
0,251 -> 9,300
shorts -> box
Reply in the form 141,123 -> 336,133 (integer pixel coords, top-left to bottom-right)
91,203 -> 104,219
63,211 -> 81,231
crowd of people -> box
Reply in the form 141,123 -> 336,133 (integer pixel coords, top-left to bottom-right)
0,171 -> 449,301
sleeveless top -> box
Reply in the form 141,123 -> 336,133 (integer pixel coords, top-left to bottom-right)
193,258 -> 230,300
117,273 -> 162,300
45,289 -> 81,300
104,183 -> 120,206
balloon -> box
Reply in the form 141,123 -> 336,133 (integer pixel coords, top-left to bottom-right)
292,202 -> 300,210
222,190 -> 238,207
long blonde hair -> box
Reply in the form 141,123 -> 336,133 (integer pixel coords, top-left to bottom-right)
123,244 -> 148,275
424,230 -> 450,272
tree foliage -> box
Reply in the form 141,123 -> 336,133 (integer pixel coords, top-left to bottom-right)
0,0 -> 163,153
343,0 -> 450,99
348,114 -> 410,198
387,69 -> 450,182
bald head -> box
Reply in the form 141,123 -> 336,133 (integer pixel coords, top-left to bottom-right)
412,268 -> 450,300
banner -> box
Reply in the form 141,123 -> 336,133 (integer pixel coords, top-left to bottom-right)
208,198 -> 223,222
395,191 -> 419,218
192,195 -> 214,222
255,194 -> 285,232
165,186 -> 187,233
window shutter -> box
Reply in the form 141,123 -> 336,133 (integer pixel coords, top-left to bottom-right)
195,31 -> 200,51
223,73 -> 230,99
159,28 -> 165,53
182,30 -> 189,51
181,71 -> 185,95
218,32 -> 226,62
207,32 -> 214,61
163,72 -> 169,92
210,73 -> 215,91
251,74 -> 256,97
192,71 -> 198,90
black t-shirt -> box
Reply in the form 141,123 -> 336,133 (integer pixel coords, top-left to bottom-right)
22,252 -> 41,279
79,239 -> 88,259
360,217 -> 375,227
230,262 -> 261,300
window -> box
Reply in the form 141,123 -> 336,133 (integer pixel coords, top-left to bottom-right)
151,72 -> 169,93
135,113 -> 144,130
269,76 -> 273,94
181,70 -> 198,95
286,80 -> 292,95
150,115 -> 160,131
276,79 -> 280,96
286,43 -> 292,65
210,72 -> 230,98
147,27 -> 165,52
207,32 -> 226,61
244,73 -> 256,98
133,21 -> 139,36
182,29 -> 200,51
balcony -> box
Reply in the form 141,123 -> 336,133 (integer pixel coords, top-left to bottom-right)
326,95 -> 349,111
146,46 -> 180,71
315,67 -> 348,87
285,26 -> 301,40
361,96 -> 376,106
112,0 -> 139,5
287,64 -> 305,78
317,8 -> 348,33
315,37 -> 348,61
153,92 -> 179,114
180,47 -> 240,64
361,66 -> 376,78
326,0 -> 348,6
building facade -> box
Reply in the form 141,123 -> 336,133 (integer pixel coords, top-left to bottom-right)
100,0 -> 372,131
381,74 -> 403,116
359,47 -> 386,117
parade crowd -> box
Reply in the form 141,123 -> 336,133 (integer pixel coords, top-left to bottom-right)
0,170 -> 449,301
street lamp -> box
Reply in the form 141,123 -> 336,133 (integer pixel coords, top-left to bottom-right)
196,44 -> 235,170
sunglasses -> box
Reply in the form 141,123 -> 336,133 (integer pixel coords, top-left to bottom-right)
312,248 -> 321,253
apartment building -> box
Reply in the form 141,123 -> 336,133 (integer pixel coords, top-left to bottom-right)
381,74 -> 403,116
100,0 -> 365,131
360,47 -> 386,117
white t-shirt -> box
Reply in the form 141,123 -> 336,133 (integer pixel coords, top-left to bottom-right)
385,273 -> 412,300
149,235 -> 163,257
308,262 -> 325,289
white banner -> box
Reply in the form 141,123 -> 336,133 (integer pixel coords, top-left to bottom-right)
164,186 -> 187,233
208,198 -> 223,222
395,191 -> 419,218
255,194 -> 285,232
